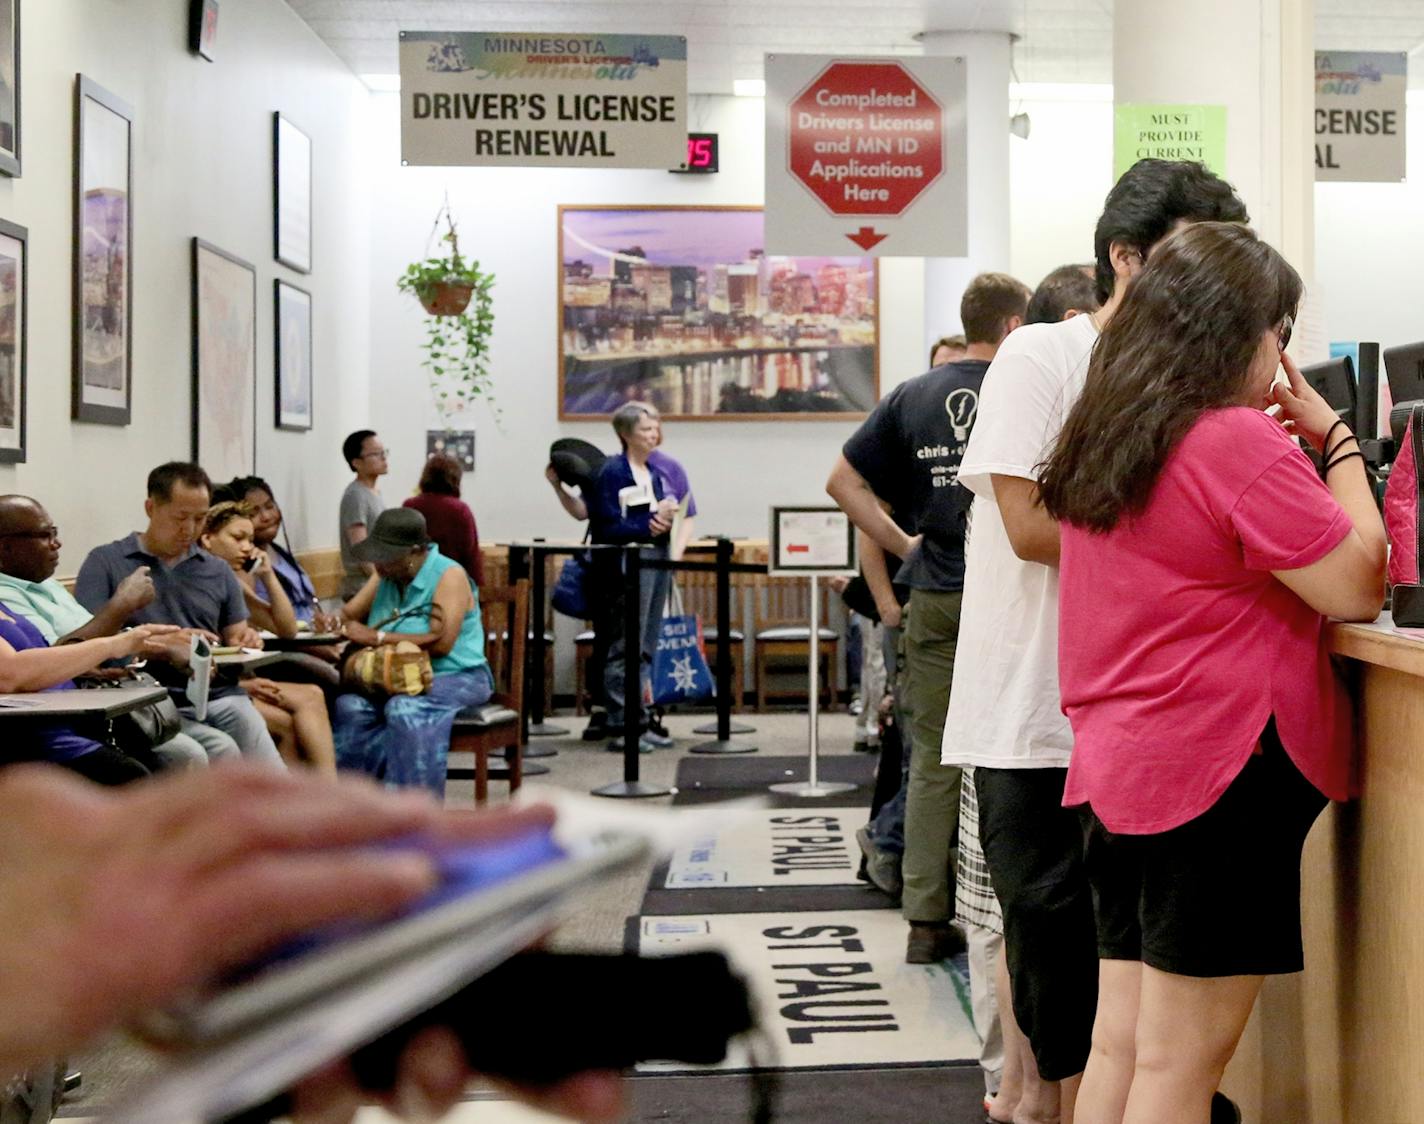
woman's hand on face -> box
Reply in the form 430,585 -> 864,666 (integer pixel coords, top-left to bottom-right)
1269,352 -> 1347,452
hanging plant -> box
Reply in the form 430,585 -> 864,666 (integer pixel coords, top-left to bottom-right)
397,199 -> 497,417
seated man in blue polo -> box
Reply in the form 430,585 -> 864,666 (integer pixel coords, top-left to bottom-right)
0,493 -> 238,768
75,463 -> 283,767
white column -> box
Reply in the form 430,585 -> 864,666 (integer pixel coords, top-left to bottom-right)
1113,0 -> 1315,278
917,31 -> 1012,361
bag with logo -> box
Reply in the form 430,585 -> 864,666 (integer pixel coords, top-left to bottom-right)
340,607 -> 434,698
1384,402 -> 1424,626
651,585 -> 714,706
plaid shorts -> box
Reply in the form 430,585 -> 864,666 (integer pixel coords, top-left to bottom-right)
954,766 -> 1003,934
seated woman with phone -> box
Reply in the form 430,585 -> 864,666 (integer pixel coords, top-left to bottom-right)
200,503 -> 337,777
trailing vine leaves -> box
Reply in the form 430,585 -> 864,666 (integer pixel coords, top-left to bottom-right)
396,204 -> 498,420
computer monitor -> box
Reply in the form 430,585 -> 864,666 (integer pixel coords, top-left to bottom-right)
1384,342 -> 1424,406
1300,355 -> 1356,423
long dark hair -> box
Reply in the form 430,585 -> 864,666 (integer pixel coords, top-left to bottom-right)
1039,222 -> 1302,532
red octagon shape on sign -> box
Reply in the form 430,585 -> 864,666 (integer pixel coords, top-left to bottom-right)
788,60 -> 944,217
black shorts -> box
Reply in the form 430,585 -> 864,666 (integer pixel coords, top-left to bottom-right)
1081,721 -> 1328,978
975,766 -> 1097,1082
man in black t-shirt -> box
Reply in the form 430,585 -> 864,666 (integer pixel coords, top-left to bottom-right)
828,271 -> 1031,963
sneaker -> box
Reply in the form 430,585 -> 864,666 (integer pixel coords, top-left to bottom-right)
639,728 -> 674,750
606,737 -> 652,755
849,695 -> 864,716
1209,1093 -> 1242,1124
854,826 -> 903,899
581,711 -> 610,742
648,713 -> 671,738
905,921 -> 966,964
852,735 -> 880,754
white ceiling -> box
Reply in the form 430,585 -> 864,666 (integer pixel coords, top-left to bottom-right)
285,0 -> 1424,90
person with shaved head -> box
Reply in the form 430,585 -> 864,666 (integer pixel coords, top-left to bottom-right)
0,494 -> 238,768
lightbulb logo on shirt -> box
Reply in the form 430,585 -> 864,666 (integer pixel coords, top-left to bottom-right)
945,388 -> 978,442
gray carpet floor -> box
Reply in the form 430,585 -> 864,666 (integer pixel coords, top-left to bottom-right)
63,708 -> 881,1117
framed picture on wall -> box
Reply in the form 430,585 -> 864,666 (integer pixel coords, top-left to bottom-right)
72,76 -> 134,425
558,205 -> 879,420
0,219 -> 27,463
274,278 -> 312,431
273,113 -> 312,273
188,0 -> 220,62
0,0 -> 20,177
191,238 -> 256,480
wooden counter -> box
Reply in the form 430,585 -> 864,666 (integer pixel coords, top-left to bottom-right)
1222,615 -> 1424,1123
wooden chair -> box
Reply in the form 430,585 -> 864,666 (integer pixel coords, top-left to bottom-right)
446,580 -> 528,804
753,575 -> 838,712
574,623 -> 597,714
676,569 -> 745,711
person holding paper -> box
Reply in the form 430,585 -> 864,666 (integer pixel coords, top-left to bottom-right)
587,403 -> 678,751
0,762 -> 624,1121
75,464 -> 283,768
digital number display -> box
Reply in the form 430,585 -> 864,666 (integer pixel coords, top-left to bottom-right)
672,133 -> 719,174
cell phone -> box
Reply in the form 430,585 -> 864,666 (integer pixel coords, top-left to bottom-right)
110,828 -> 648,1124
242,554 -> 262,572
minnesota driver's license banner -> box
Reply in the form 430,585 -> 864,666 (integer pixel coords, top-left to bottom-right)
400,31 -> 687,168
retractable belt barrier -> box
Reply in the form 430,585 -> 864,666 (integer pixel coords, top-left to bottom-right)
505,539 -> 765,799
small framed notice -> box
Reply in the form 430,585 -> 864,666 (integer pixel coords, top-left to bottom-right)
769,506 -> 856,576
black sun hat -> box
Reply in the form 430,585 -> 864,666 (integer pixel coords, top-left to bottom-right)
549,438 -> 607,490
351,508 -> 430,564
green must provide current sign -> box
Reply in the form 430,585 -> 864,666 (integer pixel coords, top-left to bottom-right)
1113,104 -> 1227,181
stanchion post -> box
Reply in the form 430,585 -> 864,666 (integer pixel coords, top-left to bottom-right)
694,536 -> 754,736
769,572 -> 853,797
690,537 -> 757,754
526,541 -> 568,740
594,544 -> 671,798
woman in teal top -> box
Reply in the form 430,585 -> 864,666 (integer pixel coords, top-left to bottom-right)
333,508 -> 492,793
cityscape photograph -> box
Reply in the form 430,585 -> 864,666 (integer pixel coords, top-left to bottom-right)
559,206 -> 877,418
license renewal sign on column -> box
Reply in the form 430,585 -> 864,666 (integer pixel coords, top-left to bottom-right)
1315,51 -> 1406,183
764,55 -> 968,257
399,32 -> 686,168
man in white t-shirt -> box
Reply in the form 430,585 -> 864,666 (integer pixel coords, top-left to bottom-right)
943,159 -> 1249,1123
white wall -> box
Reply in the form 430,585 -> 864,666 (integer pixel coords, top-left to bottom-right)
367,94 -> 924,542
0,0 -> 371,564
1008,87 -> 1115,287
1314,89 -> 1424,351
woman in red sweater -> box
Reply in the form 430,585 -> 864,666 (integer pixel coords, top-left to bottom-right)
404,453 -> 483,587
1038,222 -> 1385,1124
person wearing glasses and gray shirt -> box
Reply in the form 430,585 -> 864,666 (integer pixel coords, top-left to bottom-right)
339,429 -> 389,599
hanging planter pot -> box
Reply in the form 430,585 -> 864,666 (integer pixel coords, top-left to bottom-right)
418,281 -> 474,317
397,200 -> 497,418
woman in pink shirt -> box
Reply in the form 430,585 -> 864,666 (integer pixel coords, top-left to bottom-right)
1038,222 -> 1386,1124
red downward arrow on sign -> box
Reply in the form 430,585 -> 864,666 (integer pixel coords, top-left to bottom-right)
846,226 -> 888,251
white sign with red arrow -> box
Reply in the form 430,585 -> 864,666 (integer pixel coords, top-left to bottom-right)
764,54 -> 968,258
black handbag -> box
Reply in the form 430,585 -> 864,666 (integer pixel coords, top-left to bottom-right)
77,669 -> 183,756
